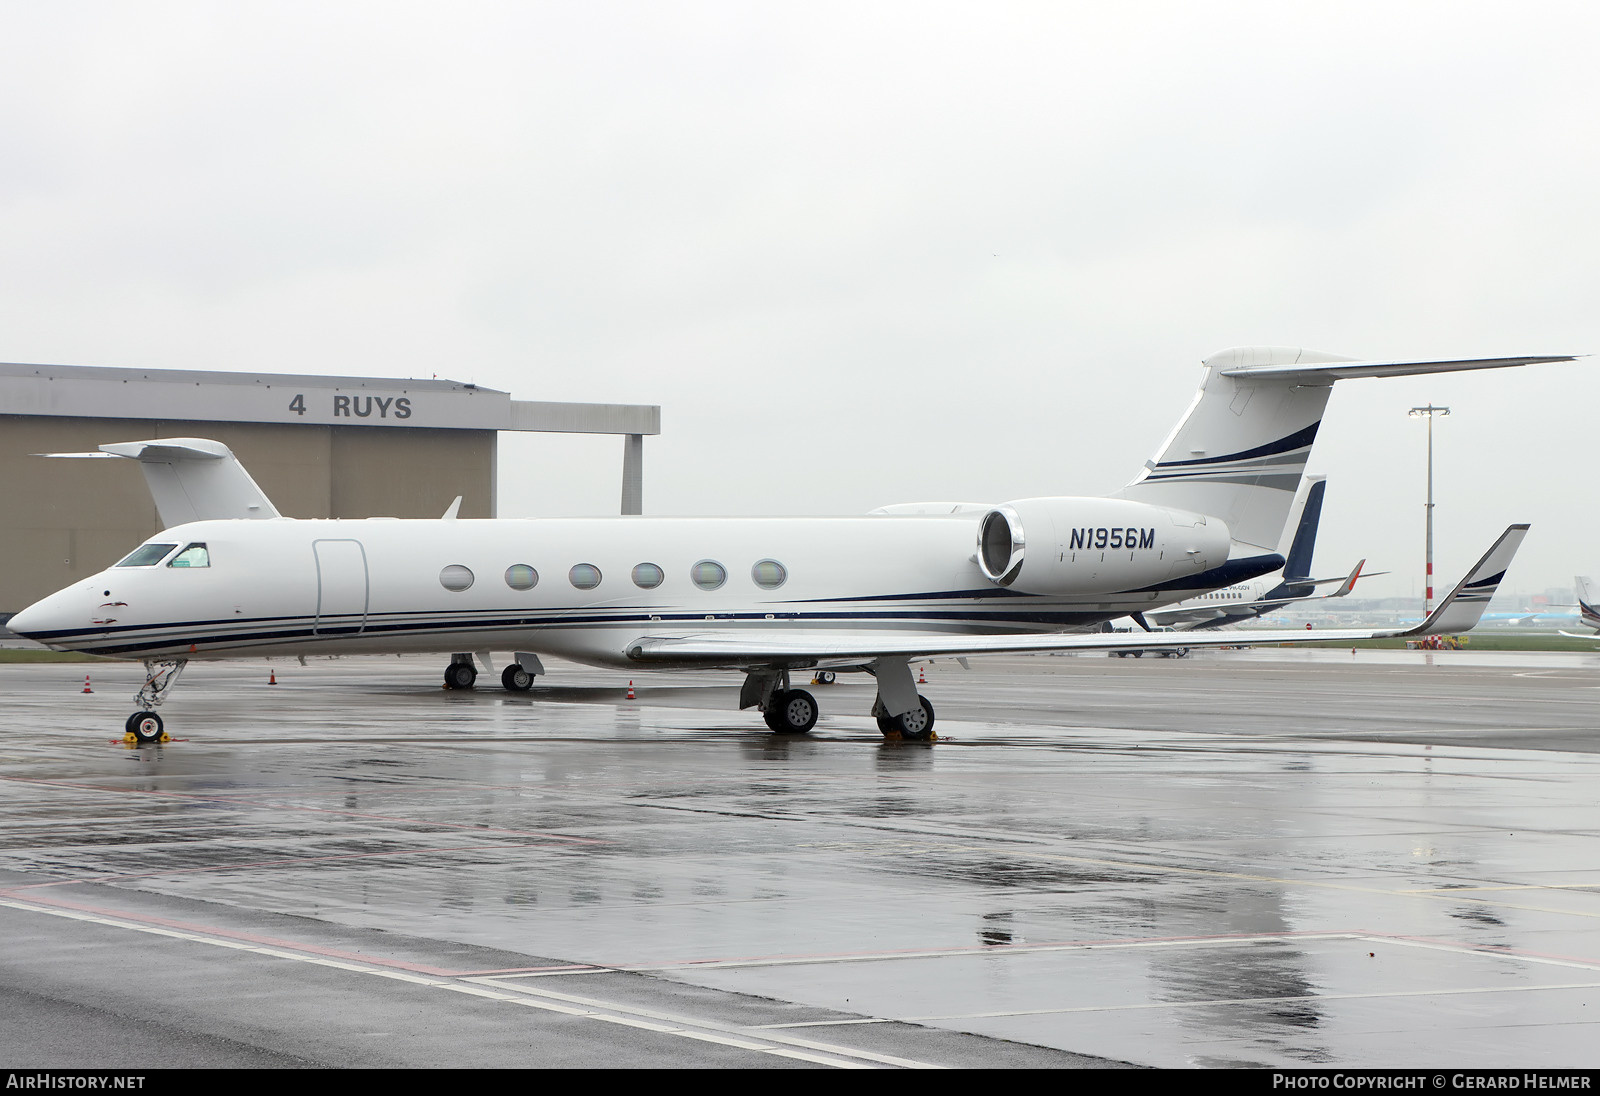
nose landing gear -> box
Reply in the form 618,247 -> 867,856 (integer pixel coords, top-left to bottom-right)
125,658 -> 186,744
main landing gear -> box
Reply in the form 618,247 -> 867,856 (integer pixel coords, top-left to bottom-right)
126,658 -> 187,744
741,659 -> 938,741
442,652 -> 545,692
763,688 -> 819,734
873,695 -> 937,741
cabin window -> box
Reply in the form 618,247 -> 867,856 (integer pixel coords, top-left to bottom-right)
505,564 -> 538,590
632,563 -> 664,589
167,543 -> 210,568
569,564 -> 602,590
440,565 -> 475,591
116,543 -> 177,567
691,560 -> 726,591
751,559 -> 787,589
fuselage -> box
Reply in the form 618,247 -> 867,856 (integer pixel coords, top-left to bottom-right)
10,512 -> 1282,670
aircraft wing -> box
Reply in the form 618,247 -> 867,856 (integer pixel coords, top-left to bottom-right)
1147,606 -> 1231,627
629,527 -> 1528,668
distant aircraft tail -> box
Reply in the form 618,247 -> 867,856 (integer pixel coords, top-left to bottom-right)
1115,348 -> 1575,552
1576,576 -> 1600,630
38,438 -> 281,528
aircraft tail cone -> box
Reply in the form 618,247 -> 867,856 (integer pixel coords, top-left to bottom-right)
81,674 -> 92,694
626,681 -> 635,700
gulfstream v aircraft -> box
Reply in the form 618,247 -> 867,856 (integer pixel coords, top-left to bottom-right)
8,346 -> 1568,742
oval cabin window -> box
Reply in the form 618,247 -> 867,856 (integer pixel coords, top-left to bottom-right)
691,560 -> 727,591
751,559 -> 787,589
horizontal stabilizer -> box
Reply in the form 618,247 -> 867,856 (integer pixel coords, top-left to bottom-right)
1217,354 -> 1579,383
39,437 -> 281,527
1118,348 -> 1576,551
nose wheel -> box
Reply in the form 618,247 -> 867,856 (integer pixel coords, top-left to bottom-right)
125,710 -> 165,744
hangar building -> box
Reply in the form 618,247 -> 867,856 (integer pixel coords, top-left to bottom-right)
0,361 -> 659,621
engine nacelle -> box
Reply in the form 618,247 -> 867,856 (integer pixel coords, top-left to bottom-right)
976,496 -> 1229,595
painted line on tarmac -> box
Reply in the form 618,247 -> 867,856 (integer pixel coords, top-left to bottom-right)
2,839 -> 582,892
613,930 -> 1373,972
906,980 -> 1600,1022
0,895 -> 933,1069
469,974 -> 943,1069
0,773 -> 602,844
608,928 -> 1600,975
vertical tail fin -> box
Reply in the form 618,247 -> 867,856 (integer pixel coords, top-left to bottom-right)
39,438 -> 281,527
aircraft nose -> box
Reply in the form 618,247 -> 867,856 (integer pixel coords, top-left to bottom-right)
7,601 -> 48,640
7,588 -> 81,644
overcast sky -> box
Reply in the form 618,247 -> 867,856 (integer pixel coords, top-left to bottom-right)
3,1 -> 1597,600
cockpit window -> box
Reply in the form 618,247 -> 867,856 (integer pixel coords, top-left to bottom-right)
116,543 -> 178,568
168,543 -> 210,569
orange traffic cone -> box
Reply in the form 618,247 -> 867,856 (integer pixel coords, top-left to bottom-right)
626,681 -> 635,700
81,674 -> 93,694
269,669 -> 277,685
917,665 -> 926,684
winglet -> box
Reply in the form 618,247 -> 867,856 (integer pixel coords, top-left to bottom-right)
1332,560 -> 1365,598
1403,525 -> 1530,636
442,496 -> 463,520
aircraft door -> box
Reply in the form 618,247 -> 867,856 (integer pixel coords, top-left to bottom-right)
313,539 -> 369,635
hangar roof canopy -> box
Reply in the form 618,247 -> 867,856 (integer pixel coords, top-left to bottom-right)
0,361 -> 659,435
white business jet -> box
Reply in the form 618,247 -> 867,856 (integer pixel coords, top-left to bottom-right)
1145,477 -> 1370,631
8,347 -> 1569,743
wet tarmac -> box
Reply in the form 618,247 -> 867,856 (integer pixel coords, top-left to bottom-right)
4,647 -> 1600,1068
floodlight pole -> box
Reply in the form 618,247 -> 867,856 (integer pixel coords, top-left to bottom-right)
1408,404 -> 1451,613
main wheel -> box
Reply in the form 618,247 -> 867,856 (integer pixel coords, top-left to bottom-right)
502,664 -> 533,691
765,689 -> 818,734
128,711 -> 164,744
444,663 -> 477,689
890,695 -> 936,741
